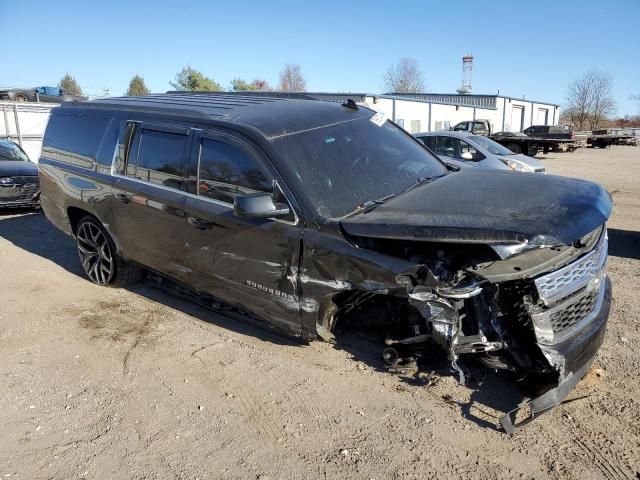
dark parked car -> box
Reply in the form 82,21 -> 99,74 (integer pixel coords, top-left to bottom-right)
0,139 -> 40,207
523,125 -> 574,140
0,86 -> 86,103
39,94 -> 612,431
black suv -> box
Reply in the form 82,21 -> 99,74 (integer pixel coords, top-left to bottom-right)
39,94 -> 612,431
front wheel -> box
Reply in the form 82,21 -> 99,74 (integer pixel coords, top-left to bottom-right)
75,216 -> 144,287
14,93 -> 28,101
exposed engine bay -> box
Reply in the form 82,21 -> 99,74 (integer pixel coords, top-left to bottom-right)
329,225 -> 610,431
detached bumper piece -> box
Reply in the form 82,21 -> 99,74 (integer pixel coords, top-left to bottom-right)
500,277 -> 611,433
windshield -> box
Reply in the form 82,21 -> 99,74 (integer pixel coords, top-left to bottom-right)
272,116 -> 448,218
468,135 -> 515,156
0,141 -> 30,162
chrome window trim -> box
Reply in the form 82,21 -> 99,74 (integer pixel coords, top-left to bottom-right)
111,173 -> 300,226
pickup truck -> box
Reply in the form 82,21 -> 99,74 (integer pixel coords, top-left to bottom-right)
0,86 -> 86,103
452,120 -> 491,136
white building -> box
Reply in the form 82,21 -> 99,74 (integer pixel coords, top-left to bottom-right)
0,101 -> 56,161
306,93 -> 561,134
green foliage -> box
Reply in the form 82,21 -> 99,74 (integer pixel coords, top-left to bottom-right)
126,75 -> 150,96
230,78 -> 272,92
58,73 -> 83,96
170,66 -> 222,92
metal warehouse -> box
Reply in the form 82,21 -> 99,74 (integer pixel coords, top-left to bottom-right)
305,92 -> 561,134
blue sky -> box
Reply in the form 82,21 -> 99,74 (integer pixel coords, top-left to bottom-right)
2,0 -> 639,114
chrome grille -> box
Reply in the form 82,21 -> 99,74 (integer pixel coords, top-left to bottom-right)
529,227 -> 608,345
547,289 -> 598,333
16,183 -> 39,201
534,229 -> 607,304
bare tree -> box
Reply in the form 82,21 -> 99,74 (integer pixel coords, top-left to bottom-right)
565,70 -> 615,130
589,72 -> 615,129
278,64 -> 306,92
384,57 -> 425,93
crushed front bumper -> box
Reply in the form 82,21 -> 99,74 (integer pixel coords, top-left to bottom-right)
500,277 -> 611,433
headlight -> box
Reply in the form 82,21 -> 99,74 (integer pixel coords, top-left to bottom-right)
501,159 -> 531,172
0,177 -> 15,185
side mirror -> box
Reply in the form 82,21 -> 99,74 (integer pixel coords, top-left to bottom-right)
233,192 -> 290,219
460,151 -> 473,160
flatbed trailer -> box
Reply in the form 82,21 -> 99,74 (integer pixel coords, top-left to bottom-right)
490,134 -> 577,157
585,130 -> 635,148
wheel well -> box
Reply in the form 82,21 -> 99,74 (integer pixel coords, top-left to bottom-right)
67,207 -> 94,235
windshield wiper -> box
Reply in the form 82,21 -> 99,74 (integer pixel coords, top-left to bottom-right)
342,193 -> 397,218
400,173 -> 448,195
342,174 -> 447,219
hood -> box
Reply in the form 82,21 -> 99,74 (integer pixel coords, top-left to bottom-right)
340,169 -> 612,246
0,160 -> 38,177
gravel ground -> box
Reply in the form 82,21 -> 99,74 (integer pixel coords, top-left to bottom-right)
0,146 -> 639,479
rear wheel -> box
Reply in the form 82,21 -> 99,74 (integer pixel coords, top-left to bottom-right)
14,93 -> 28,101
75,216 -> 143,287
506,143 -> 522,154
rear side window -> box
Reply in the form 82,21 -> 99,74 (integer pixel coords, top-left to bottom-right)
198,138 -> 272,204
419,136 -> 436,150
42,114 -> 112,169
128,128 -> 189,190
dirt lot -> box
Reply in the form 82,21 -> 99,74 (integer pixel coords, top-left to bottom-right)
1,146 -> 639,479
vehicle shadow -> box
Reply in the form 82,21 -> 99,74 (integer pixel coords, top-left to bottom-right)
336,332 -> 525,431
607,228 -> 640,261
0,211 -> 565,429
0,210 -> 301,348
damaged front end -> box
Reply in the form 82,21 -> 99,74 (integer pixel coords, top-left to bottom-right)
327,225 -> 611,432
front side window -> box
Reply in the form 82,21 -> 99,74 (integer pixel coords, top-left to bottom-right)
198,138 -> 272,204
457,139 -> 484,160
129,129 -> 188,189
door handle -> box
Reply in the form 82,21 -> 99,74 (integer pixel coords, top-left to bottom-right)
114,193 -> 132,204
187,216 -> 212,230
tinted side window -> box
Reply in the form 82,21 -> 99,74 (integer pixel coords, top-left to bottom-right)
42,114 -> 112,168
198,138 -> 272,204
129,129 -> 188,190
419,136 -> 436,150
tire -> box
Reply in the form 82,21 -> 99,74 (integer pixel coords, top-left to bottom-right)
75,216 -> 144,287
14,93 -> 28,102
506,143 -> 522,154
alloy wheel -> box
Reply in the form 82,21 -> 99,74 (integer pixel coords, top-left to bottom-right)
76,222 -> 114,285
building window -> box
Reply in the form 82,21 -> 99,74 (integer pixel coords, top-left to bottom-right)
396,119 -> 405,128
411,120 -> 421,133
